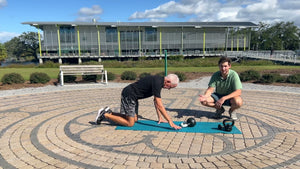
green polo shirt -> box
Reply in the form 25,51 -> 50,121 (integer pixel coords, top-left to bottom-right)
208,69 -> 242,95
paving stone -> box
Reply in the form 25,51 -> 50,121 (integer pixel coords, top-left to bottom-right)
0,88 -> 299,168
162,163 -> 177,168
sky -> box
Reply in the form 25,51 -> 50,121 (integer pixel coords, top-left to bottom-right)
0,0 -> 300,43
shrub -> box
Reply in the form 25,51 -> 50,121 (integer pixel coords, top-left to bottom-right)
82,61 -> 101,65
107,72 -> 116,81
6,63 -> 36,68
168,55 -> 184,61
259,74 -> 276,84
64,75 -> 77,83
175,72 -> 187,81
239,59 -> 274,66
121,71 -> 137,80
30,72 -> 51,84
37,61 -> 60,68
139,72 -> 151,79
272,73 -> 286,82
57,74 -> 77,83
286,74 -> 300,84
82,75 -> 98,82
138,56 -> 147,61
155,72 -> 165,77
239,70 -> 260,82
259,73 -> 287,84
1,73 -> 25,84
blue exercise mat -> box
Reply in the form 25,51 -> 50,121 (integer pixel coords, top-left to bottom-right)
115,120 -> 242,134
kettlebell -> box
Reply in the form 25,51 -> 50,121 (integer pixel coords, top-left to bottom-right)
218,119 -> 235,132
180,117 -> 196,127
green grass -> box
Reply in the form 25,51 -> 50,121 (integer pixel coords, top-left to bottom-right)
0,68 -> 59,81
105,67 -> 218,75
107,65 -> 300,76
1,65 -> 299,81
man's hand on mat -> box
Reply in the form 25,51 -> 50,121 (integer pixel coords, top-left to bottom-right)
169,122 -> 182,130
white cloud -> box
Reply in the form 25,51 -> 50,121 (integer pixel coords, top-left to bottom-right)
0,32 -> 20,43
76,5 -> 103,22
279,0 -> 300,9
218,8 -> 241,21
237,0 -> 278,19
128,0 -> 300,27
76,16 -> 101,22
129,0 -> 217,20
0,0 -> 7,8
237,0 -> 300,25
129,1 -> 176,20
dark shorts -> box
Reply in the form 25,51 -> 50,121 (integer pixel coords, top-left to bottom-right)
120,88 -> 138,117
211,93 -> 231,106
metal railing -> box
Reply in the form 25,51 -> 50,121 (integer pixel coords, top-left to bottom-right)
37,50 -> 300,64
225,50 -> 299,64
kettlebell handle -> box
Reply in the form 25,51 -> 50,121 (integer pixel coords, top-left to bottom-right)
223,119 -> 235,126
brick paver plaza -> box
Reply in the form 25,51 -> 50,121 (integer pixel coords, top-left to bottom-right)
0,87 -> 299,168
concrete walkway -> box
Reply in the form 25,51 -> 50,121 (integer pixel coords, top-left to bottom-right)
0,87 -> 299,168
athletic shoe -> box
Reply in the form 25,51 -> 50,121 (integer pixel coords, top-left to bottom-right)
95,108 -> 106,124
213,106 -> 225,119
95,106 -> 113,124
104,106 -> 112,114
230,111 -> 238,120
95,108 -> 104,122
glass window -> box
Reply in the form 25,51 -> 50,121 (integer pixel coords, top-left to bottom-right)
106,27 -> 118,42
59,26 -> 75,43
120,31 -> 139,42
145,27 -> 157,41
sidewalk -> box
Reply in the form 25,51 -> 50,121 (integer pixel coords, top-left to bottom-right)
0,76 -> 299,98
0,83 -> 299,168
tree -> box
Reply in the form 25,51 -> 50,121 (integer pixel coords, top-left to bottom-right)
280,22 -> 300,50
250,22 -> 300,51
0,43 -> 7,62
4,32 -> 39,61
19,32 -> 39,59
250,22 -> 270,50
4,36 -> 27,60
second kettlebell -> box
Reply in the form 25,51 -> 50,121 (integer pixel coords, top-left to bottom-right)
218,119 -> 235,132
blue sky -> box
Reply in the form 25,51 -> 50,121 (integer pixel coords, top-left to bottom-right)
1,0 -> 300,43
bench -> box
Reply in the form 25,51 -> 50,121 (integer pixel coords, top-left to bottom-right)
59,65 -> 107,86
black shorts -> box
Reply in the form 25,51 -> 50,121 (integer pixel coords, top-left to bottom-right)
120,87 -> 138,117
211,93 -> 231,106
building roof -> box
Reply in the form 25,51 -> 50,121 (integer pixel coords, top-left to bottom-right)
22,21 -> 258,29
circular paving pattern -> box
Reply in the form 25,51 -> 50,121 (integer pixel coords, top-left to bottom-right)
0,88 -> 299,168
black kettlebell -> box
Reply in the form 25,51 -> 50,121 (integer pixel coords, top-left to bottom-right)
187,117 -> 196,127
181,117 -> 196,127
218,119 -> 235,132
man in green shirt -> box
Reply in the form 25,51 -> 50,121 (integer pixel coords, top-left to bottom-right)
199,57 -> 243,120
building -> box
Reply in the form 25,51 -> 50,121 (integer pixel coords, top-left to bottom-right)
23,21 -> 257,64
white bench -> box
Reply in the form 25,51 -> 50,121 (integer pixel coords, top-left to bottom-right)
59,65 -> 108,86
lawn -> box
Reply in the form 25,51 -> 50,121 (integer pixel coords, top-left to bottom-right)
1,65 -> 299,81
